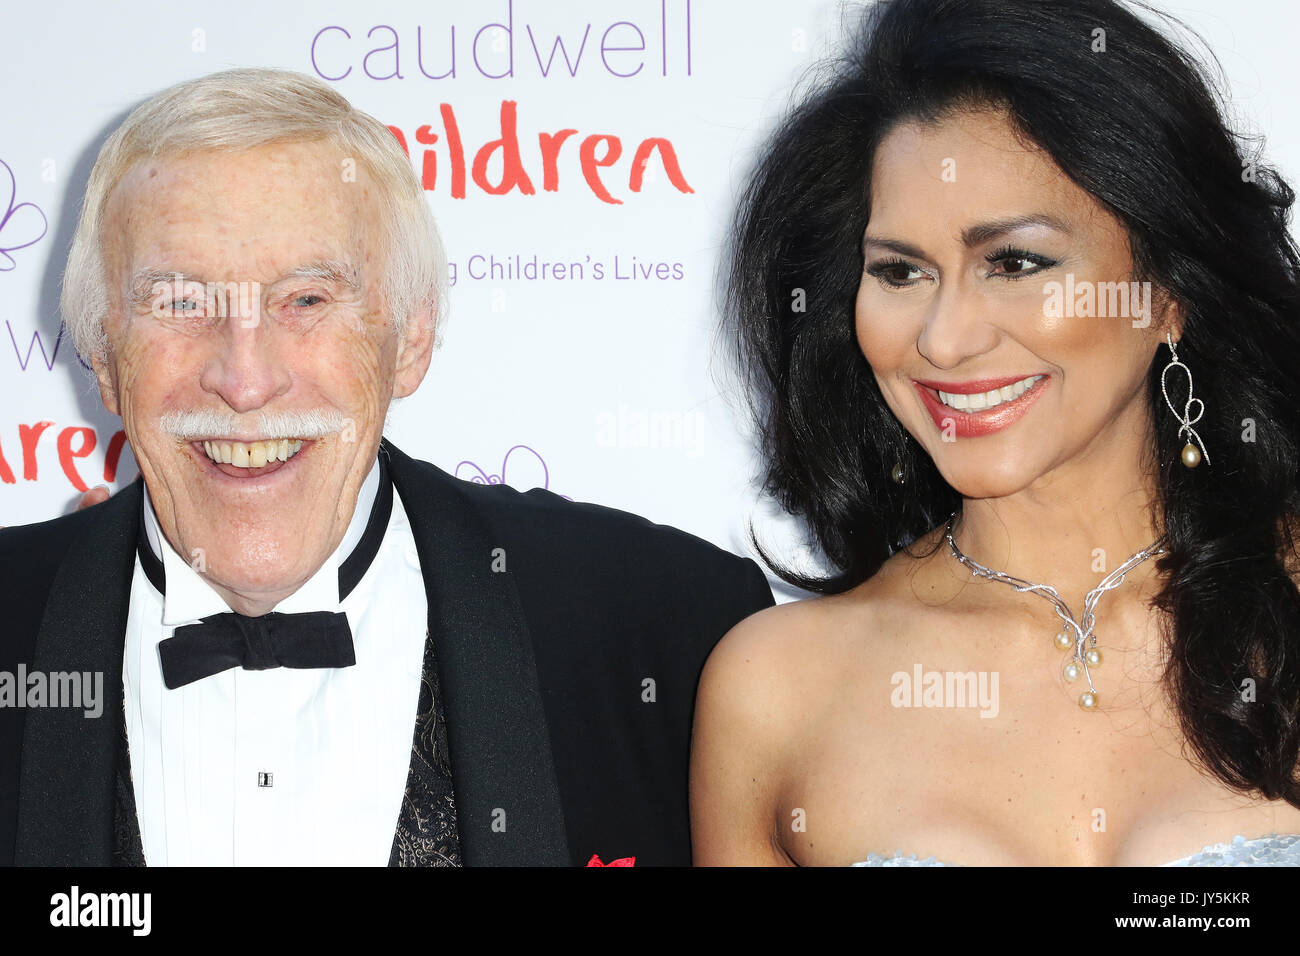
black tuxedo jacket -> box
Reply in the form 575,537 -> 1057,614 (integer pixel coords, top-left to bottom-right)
0,439 -> 773,866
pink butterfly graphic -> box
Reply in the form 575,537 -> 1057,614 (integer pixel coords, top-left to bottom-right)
0,159 -> 48,272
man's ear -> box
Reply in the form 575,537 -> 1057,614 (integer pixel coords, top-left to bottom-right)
393,303 -> 437,399
89,345 -> 121,416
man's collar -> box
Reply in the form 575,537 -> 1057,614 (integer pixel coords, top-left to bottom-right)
139,455 -> 383,626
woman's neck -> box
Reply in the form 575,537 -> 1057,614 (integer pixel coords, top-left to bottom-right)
935,410 -> 1168,623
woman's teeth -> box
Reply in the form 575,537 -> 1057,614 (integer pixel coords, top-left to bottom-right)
937,375 -> 1043,412
202,438 -> 304,468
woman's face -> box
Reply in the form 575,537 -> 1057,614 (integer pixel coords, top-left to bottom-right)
856,107 -> 1178,499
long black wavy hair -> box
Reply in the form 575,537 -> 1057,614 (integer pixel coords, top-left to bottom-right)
727,0 -> 1300,806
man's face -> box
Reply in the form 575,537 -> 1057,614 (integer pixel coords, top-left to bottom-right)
93,141 -> 433,615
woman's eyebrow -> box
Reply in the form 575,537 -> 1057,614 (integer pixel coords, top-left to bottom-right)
863,213 -> 1074,258
861,235 -> 929,258
960,213 -> 1073,247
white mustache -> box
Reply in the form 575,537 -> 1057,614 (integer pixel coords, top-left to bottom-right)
160,408 -> 349,441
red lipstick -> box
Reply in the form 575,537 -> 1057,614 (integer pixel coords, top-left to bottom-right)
912,375 -> 1050,438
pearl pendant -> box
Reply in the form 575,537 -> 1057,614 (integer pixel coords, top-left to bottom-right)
1181,442 -> 1201,468
1053,631 -> 1073,650
1078,691 -> 1098,711
1085,648 -> 1103,667
1063,661 -> 1081,682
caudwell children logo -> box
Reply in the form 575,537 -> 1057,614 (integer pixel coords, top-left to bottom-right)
311,2 -> 695,82
0,420 -> 133,492
455,444 -> 571,499
387,101 -> 692,206
0,158 -> 48,271
312,1 -> 699,205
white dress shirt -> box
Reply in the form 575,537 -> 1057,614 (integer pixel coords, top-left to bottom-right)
122,459 -> 429,865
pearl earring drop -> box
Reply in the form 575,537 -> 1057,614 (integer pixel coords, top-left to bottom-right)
1161,333 -> 1210,468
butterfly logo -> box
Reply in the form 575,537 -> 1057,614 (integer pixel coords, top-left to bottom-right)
0,159 -> 48,272
455,444 -> 571,500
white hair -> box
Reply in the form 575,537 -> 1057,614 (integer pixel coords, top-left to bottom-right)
61,67 -> 447,362
158,407 -> 349,441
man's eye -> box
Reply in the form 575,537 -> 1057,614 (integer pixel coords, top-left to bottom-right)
172,299 -> 203,312
292,294 -> 324,307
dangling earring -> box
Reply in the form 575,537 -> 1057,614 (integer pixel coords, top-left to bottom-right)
1161,332 -> 1210,468
889,421 -> 909,484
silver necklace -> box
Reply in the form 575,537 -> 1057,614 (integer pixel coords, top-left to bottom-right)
943,511 -> 1167,712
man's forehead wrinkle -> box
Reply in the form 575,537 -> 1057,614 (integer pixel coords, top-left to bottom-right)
105,144 -> 378,300
118,154 -> 352,209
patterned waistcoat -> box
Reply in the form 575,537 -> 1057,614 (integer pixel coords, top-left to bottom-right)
113,628 -> 461,866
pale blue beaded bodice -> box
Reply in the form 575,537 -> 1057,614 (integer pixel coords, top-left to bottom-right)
851,833 -> 1300,866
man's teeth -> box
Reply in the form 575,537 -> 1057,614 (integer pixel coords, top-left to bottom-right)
201,438 -> 305,468
938,375 -> 1043,412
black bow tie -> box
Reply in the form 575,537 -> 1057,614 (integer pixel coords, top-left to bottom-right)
159,611 -> 356,689
138,451 -> 394,690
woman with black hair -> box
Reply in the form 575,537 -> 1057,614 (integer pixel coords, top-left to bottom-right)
690,0 -> 1300,865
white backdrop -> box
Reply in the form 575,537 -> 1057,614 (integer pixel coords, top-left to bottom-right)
1,0 -> 1296,602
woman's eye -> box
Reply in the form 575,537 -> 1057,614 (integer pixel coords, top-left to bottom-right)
867,259 -> 928,288
994,256 -> 1034,276
172,298 -> 203,313
291,294 -> 324,307
986,247 -> 1057,278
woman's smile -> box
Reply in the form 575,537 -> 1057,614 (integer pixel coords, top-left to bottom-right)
912,373 -> 1051,438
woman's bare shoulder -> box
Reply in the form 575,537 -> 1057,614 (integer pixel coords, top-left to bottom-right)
690,547 -> 944,860
700,551 -> 930,708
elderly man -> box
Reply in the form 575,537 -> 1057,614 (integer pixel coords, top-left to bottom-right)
0,68 -> 772,866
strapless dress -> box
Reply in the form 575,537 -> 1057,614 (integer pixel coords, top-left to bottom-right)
851,833 -> 1300,866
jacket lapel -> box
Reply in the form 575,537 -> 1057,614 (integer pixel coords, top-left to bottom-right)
14,481 -> 139,865
381,439 -> 570,865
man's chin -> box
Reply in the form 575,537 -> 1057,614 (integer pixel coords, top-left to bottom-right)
180,530 -> 325,592
196,555 -> 321,608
